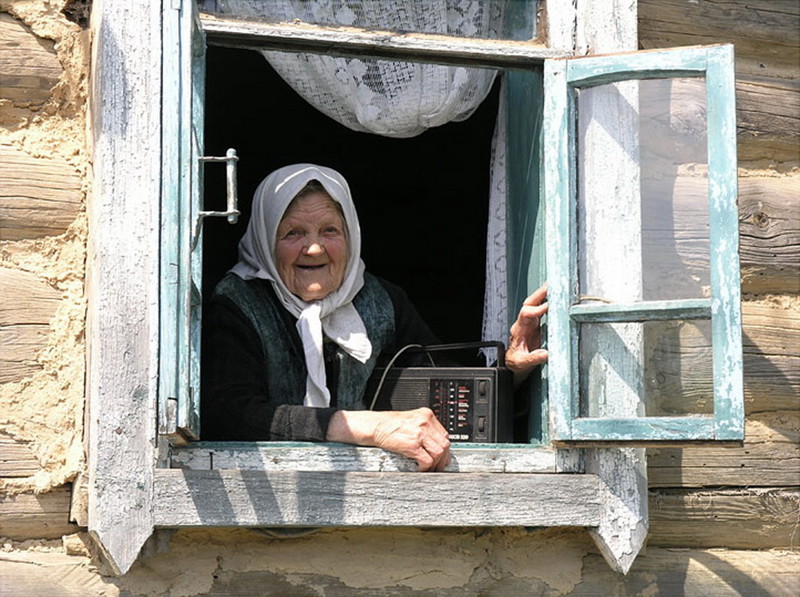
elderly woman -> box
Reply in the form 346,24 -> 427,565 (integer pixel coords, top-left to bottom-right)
202,164 -> 547,471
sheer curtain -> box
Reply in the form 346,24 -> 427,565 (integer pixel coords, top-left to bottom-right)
209,0 -> 510,349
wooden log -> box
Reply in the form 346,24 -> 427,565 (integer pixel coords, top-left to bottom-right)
0,485 -> 80,540
0,144 -> 83,241
638,0 -> 800,164
736,81 -> 800,164
739,176 -> 800,294
647,487 -> 800,549
0,552 -> 109,597
641,300 -> 798,416
577,548 -> 800,596
0,268 -> 59,383
742,300 -> 799,413
0,324 -> 49,383
647,412 -> 800,488
638,0 -> 799,79
0,14 -> 62,108
0,434 -> 40,478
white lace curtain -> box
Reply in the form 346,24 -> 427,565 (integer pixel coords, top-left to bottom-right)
210,0 -> 509,349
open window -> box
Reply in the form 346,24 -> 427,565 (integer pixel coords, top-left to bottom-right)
544,46 -> 743,443
88,0 -> 742,576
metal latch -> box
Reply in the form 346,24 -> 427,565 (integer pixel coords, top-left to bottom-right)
193,148 -> 239,249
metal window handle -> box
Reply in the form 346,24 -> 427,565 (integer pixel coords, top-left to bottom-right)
192,148 -> 240,250
199,148 -> 240,224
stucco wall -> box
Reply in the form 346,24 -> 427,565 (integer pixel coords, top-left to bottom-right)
0,1 -> 798,595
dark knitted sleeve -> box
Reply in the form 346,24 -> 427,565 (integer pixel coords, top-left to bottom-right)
201,296 -> 337,442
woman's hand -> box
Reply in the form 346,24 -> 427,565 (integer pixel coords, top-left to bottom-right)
326,408 -> 451,472
506,284 -> 549,387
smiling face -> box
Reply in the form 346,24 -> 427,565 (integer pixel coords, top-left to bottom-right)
275,191 -> 349,302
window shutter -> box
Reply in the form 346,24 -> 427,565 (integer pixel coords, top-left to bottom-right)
544,45 -> 743,443
160,0 -> 205,440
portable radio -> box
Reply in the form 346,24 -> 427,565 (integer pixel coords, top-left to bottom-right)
365,342 -> 514,443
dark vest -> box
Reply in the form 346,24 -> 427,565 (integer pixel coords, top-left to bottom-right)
212,272 -> 395,410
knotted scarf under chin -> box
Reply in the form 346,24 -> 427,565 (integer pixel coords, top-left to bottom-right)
295,300 -> 372,408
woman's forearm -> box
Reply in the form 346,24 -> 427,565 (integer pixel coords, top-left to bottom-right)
326,408 -> 451,472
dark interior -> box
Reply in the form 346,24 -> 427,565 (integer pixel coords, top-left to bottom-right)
201,45 -> 500,345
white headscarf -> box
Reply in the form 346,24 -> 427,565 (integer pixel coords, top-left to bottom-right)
230,164 -> 371,408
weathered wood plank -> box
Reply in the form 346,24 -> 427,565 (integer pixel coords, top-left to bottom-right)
638,0 -> 800,164
0,486 -> 80,540
576,547 -> 800,596
200,13 -> 566,66
648,488 -> 800,549
0,267 -> 60,325
0,144 -> 83,241
739,175 -> 800,294
742,299 -> 799,414
0,13 -> 62,108
0,267 -> 59,383
154,469 -> 601,528
0,434 -> 40,478
87,0 -> 162,576
736,80 -> 800,164
647,413 -> 800,488
641,299 -> 799,415
638,0 -> 799,83
0,324 -> 48,383
171,443 -> 559,473
0,552 -> 109,597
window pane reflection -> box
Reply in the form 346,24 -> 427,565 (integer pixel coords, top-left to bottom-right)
579,319 -> 714,418
577,77 -> 710,302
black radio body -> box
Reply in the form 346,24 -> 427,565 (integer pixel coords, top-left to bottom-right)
365,343 -> 514,443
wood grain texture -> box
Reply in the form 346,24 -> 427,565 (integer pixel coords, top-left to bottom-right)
170,443 -> 559,473
0,434 -> 40,478
574,0 -> 648,575
742,300 -> 799,414
0,144 -> 83,241
154,469 -> 601,528
739,176 -> 800,294
200,13 -> 566,66
86,0 -> 162,576
648,487 -> 800,549
0,267 -> 59,383
647,413 -> 800,488
576,548 -> 800,596
638,0 -> 800,164
0,485 -> 80,540
0,13 -> 62,108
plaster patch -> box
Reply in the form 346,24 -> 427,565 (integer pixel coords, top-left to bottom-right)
166,528 -> 488,592
489,528 -> 589,594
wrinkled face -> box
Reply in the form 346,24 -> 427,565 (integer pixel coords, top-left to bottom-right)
275,192 -> 349,302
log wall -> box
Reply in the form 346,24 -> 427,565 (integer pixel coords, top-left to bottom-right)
638,0 -> 800,573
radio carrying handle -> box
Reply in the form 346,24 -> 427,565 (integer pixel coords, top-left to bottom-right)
405,341 -> 507,368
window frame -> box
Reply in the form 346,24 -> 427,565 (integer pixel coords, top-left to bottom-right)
543,45 -> 744,444
87,0 -> 738,578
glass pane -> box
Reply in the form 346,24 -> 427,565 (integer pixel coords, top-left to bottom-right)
579,319 -> 713,418
198,0 -> 538,41
577,77 -> 710,303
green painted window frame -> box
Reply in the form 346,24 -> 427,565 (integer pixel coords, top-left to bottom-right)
160,0 -> 205,440
543,45 -> 744,443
